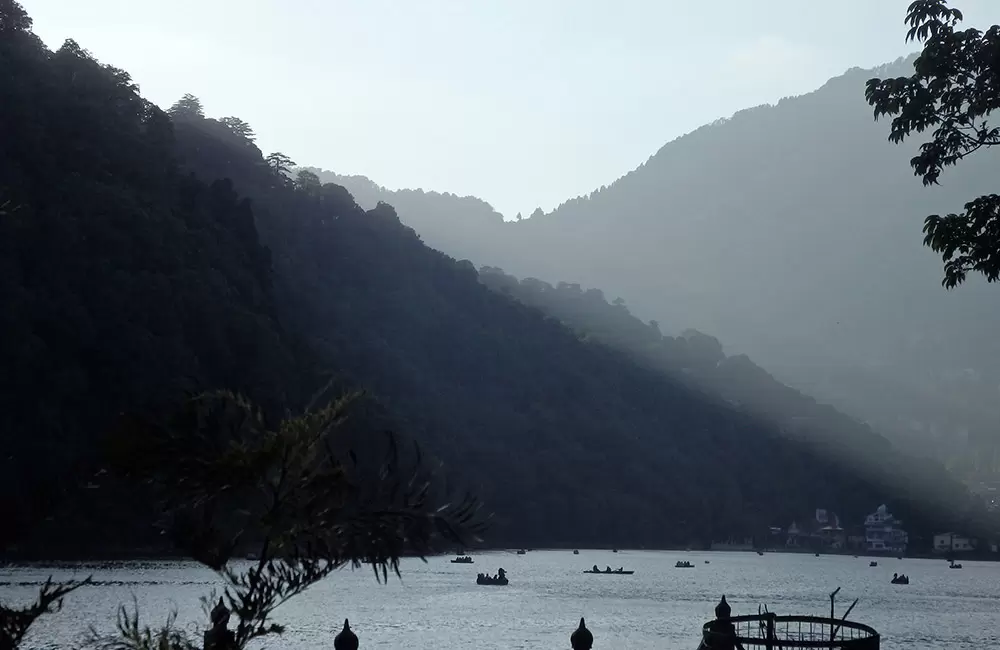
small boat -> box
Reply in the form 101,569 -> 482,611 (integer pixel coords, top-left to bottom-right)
612,549 -> 619,553
573,550 -> 580,555
815,553 -> 820,557
891,573 -> 909,585
675,561 -> 694,568
451,556 -> 473,564
949,562 -> 963,569
757,550 -> 764,556
704,560 -> 710,564
869,561 -> 878,567
516,549 -> 526,555
477,569 -> 508,586
584,568 -> 633,575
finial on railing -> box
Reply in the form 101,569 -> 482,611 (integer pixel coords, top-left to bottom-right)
335,618 -> 359,650
715,595 -> 731,619
210,598 -> 229,625
204,598 -> 233,650
571,617 -> 593,650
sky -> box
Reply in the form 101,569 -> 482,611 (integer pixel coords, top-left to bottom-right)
25,0 -> 1000,219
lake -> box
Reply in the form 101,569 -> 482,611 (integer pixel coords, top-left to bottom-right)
4,550 -> 999,649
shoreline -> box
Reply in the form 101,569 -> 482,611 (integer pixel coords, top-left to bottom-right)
3,546 -> 997,566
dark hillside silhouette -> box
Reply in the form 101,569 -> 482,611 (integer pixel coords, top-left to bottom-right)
0,10 -> 314,551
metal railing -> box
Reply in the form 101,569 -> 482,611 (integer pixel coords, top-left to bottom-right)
702,614 -> 879,649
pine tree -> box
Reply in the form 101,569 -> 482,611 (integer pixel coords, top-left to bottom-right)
168,93 -> 204,119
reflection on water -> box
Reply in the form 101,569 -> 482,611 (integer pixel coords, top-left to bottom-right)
4,551 -> 999,649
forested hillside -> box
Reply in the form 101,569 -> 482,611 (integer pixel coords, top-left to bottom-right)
0,10 -> 320,551
476,266 -> 976,522
0,3 -> 986,554
310,60 -> 1000,480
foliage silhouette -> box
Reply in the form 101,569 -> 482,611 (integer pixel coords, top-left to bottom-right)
92,390 -> 484,650
88,599 -> 196,650
294,169 -> 321,194
867,0 -> 1000,287
168,94 -> 204,119
219,117 -> 255,143
265,152 -> 295,177
0,576 -> 91,649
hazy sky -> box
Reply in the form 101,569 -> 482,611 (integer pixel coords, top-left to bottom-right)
26,0 -> 1000,218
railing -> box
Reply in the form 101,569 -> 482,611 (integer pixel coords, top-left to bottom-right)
205,597 -> 878,650
702,614 -> 879,649
699,592 -> 879,650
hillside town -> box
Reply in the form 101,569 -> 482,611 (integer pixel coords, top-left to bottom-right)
713,505 -> 1000,557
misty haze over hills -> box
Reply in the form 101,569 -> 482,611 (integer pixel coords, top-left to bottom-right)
310,58 -> 1000,479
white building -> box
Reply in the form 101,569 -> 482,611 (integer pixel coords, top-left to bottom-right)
933,532 -> 975,553
786,521 -> 802,547
864,504 -> 908,553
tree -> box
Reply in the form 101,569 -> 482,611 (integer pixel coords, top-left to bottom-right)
168,93 -> 204,119
96,390 -> 484,650
0,0 -> 32,33
265,152 -> 295,177
295,169 -> 321,194
866,0 -> 1000,288
220,116 -> 255,142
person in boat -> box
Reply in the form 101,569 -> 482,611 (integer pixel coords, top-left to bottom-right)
605,565 -> 612,573
618,567 -> 624,572
497,568 -> 506,580
593,564 -> 600,573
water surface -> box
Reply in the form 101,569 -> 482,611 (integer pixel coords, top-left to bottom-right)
4,550 -> 998,649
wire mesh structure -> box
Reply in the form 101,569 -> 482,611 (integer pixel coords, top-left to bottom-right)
700,613 -> 879,650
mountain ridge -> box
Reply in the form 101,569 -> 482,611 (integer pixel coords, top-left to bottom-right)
307,56 -> 1000,477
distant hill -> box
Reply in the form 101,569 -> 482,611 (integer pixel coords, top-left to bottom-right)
305,171 -> 507,257
309,59 -> 1000,478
